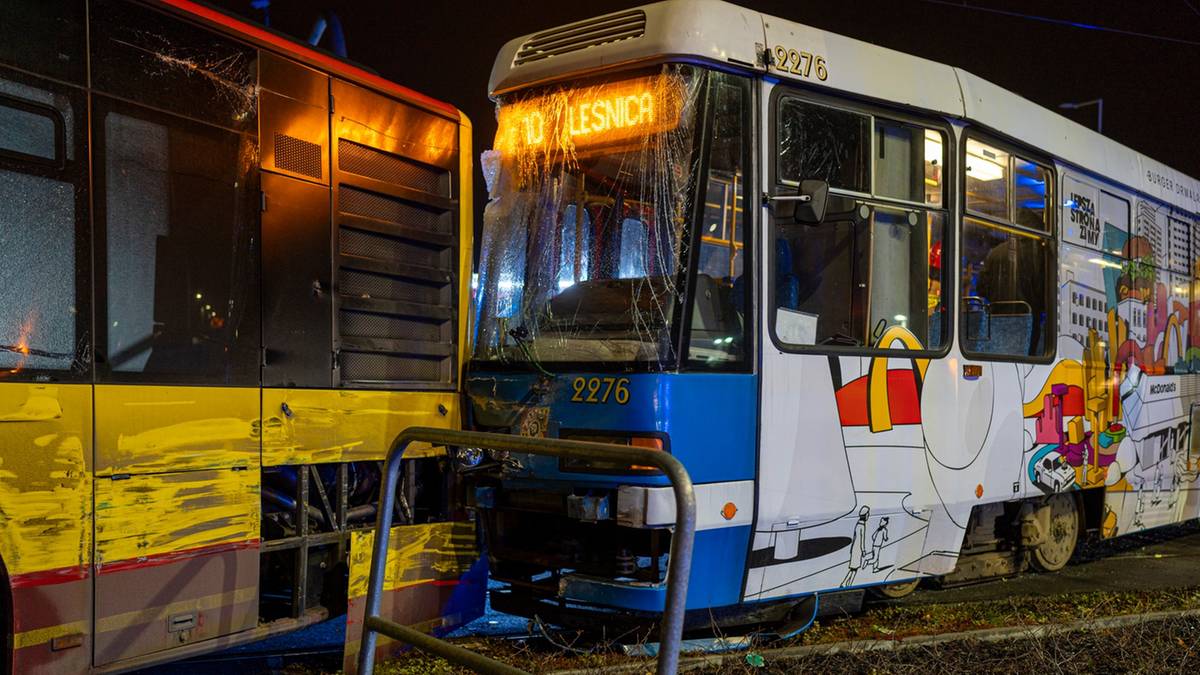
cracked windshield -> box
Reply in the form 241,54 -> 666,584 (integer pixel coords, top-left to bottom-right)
474,65 -> 710,369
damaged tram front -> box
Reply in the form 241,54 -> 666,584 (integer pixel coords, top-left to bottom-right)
466,42 -> 757,622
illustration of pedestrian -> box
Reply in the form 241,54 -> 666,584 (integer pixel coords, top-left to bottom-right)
841,505 -> 870,587
870,517 -> 890,572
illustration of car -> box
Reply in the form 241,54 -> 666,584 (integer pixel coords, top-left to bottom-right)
1034,451 -> 1076,492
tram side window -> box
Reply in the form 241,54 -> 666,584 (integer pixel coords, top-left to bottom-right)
773,98 -> 948,352
0,75 -> 87,377
778,100 -> 870,192
95,100 -> 260,385
960,140 -> 1054,359
689,76 -> 750,367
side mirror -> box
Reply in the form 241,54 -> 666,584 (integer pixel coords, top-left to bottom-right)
770,179 -> 830,225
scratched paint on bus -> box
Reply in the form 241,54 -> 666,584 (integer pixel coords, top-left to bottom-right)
0,384 -> 92,577
94,468 -> 259,565
262,389 -> 459,466
94,385 -> 259,475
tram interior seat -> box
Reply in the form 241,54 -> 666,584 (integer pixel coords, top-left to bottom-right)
963,307 -> 1034,355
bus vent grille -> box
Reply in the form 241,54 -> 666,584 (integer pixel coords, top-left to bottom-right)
274,132 -> 322,179
339,139 -> 449,196
514,10 -> 646,66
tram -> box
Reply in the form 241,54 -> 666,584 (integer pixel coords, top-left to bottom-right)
465,0 -> 1200,630
0,1 -> 476,672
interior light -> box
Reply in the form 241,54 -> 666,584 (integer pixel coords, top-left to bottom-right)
966,155 -> 1005,181
923,130 -> 943,164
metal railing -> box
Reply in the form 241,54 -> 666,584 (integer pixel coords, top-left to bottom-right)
357,427 -> 697,675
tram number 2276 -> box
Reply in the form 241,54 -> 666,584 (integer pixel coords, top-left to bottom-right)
570,377 -> 631,405
771,45 -> 828,81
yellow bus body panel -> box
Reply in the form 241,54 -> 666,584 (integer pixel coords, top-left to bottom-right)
262,389 -> 459,466
0,383 -> 92,577
94,385 -> 260,475
94,468 -> 260,565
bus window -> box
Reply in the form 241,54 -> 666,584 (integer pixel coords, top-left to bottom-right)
0,0 -> 86,85
0,95 -> 60,164
689,75 -> 750,367
0,73 -> 87,378
91,0 -> 257,132
557,205 -> 591,290
95,100 -> 260,384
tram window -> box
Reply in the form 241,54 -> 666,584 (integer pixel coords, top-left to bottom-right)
96,101 -> 260,385
774,203 -> 948,350
91,0 -> 257,132
556,205 -> 591,290
965,140 -> 1009,220
0,1 -> 86,84
618,218 -> 649,278
778,100 -> 870,192
960,217 -> 1052,358
874,121 -> 944,206
1014,159 -> 1050,231
689,77 -> 749,367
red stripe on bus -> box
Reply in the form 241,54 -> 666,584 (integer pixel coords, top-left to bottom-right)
154,0 -> 460,118
10,565 -> 89,589
96,539 -> 260,575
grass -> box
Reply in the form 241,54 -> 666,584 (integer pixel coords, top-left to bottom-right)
292,585 -> 1200,674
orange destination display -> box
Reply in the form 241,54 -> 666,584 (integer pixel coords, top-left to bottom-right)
495,72 -> 687,157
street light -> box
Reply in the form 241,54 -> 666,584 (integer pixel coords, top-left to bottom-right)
1059,98 -> 1104,134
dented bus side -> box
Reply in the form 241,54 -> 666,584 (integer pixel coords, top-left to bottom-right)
0,1 -> 479,672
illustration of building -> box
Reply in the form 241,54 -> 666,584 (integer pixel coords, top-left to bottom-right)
1061,278 -> 1107,345
1119,296 -> 1148,345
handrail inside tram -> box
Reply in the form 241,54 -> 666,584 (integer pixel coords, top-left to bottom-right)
357,427 -> 697,675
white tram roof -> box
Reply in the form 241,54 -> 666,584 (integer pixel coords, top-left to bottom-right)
489,0 -> 1200,215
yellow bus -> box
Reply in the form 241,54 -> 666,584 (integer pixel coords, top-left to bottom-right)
0,1 -> 477,672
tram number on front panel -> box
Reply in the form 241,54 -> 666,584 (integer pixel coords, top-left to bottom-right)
771,45 -> 828,81
570,377 -> 631,405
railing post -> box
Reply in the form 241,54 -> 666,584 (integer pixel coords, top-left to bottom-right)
356,428 -> 696,675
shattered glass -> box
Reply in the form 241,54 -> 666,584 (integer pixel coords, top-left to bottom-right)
778,100 -> 870,192
473,65 -> 705,369
0,171 -> 78,373
91,0 -> 258,132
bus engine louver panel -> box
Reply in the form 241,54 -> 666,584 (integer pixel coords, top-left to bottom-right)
513,10 -> 646,66
331,102 -> 458,390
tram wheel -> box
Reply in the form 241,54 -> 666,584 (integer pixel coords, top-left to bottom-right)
1030,493 -> 1080,572
869,578 -> 921,600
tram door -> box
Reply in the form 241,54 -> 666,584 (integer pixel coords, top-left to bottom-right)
747,80 -> 965,599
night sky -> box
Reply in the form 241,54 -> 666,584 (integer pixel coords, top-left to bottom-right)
209,0 -> 1200,201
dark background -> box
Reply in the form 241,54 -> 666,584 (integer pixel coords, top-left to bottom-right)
209,0 -> 1200,210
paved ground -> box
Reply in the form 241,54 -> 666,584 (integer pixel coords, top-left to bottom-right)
891,520 -> 1200,606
